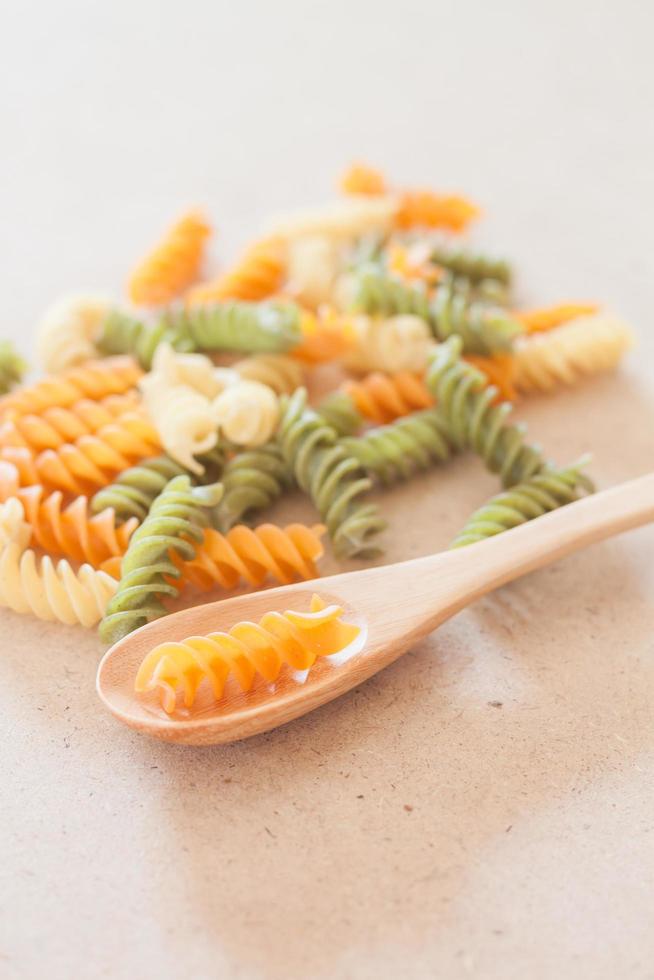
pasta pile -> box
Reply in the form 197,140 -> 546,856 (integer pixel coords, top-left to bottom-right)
0,163 -> 635,638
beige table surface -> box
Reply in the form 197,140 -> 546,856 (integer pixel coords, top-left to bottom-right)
2,2 -> 654,978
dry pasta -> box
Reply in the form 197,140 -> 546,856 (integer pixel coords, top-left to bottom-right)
140,374 -> 217,475
173,522 -> 326,591
1,164 -> 636,652
513,313 -> 635,394
135,593 -> 362,713
212,380 -> 279,447
36,293 -> 111,373
128,210 -> 211,306
0,498 -> 118,626
343,314 -> 434,374
0,357 -> 141,420
186,237 -> 285,304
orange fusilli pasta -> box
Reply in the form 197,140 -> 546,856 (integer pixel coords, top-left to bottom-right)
0,357 -> 142,420
395,190 -> 480,232
186,237 -> 285,304
0,471 -> 136,567
343,371 -> 434,424
0,412 -> 161,495
0,392 -> 139,452
290,311 -> 356,363
464,354 -> 518,402
339,163 -> 388,196
128,210 -> 211,306
173,522 -> 326,592
135,593 -> 363,713
514,303 -> 600,334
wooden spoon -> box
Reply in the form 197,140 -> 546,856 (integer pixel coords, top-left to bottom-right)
97,473 -> 654,745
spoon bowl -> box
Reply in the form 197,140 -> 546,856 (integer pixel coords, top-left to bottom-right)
97,473 -> 654,745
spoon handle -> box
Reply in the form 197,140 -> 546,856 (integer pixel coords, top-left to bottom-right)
417,471 -> 654,622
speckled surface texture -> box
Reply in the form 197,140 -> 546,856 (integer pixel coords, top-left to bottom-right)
1,2 -> 653,978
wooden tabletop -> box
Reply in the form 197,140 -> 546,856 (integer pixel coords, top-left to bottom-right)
2,3 -> 653,978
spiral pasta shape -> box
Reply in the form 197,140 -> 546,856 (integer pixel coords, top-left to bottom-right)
266,196 -> 400,242
0,341 -> 26,396
0,357 -> 142,420
149,343 -> 230,399
186,237 -> 286,304
427,338 -> 547,487
212,380 -> 280,447
96,308 -> 196,369
339,163 -> 388,196
0,392 -> 139,452
213,442 -> 293,532
351,264 -> 432,320
342,371 -> 434,424
0,498 -> 118,626
341,409 -> 455,486
286,235 -> 342,308
343,314 -> 434,374
290,311 -> 355,363
91,445 -> 225,524
428,245 -> 511,286
464,354 -> 517,403
395,190 -> 480,232
315,392 -> 363,436
128,209 -> 211,306
515,303 -> 600,334
4,479 -> 136,567
451,461 -> 594,548
278,389 -> 386,558
513,314 -> 635,394
99,476 -> 223,643
232,354 -> 303,395
36,293 -> 111,373
135,593 -> 362,713
173,522 -> 326,591
181,301 -> 302,354
140,375 -> 217,475
351,267 -> 522,355
0,411 -> 162,495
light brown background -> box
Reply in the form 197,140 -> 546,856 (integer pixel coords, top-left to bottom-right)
2,2 -> 654,978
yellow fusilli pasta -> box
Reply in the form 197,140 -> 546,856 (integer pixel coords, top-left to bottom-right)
149,342 -> 233,399
232,354 -> 303,395
286,235 -> 342,307
266,196 -> 399,242
36,293 -> 111,373
513,313 -> 635,394
212,380 -> 279,446
0,498 -> 118,626
140,375 -> 218,474
343,314 -> 435,374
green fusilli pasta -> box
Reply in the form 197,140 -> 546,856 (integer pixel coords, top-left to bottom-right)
351,266 -> 521,355
341,409 -> 455,486
353,264 -> 432,319
96,309 -> 195,369
99,476 -> 223,643
429,245 -> 512,286
278,389 -> 386,558
316,391 -> 363,436
90,446 -> 225,524
427,337 -> 547,487
451,460 -> 594,548
212,441 -> 293,532
0,341 -> 27,396
181,301 -> 302,353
